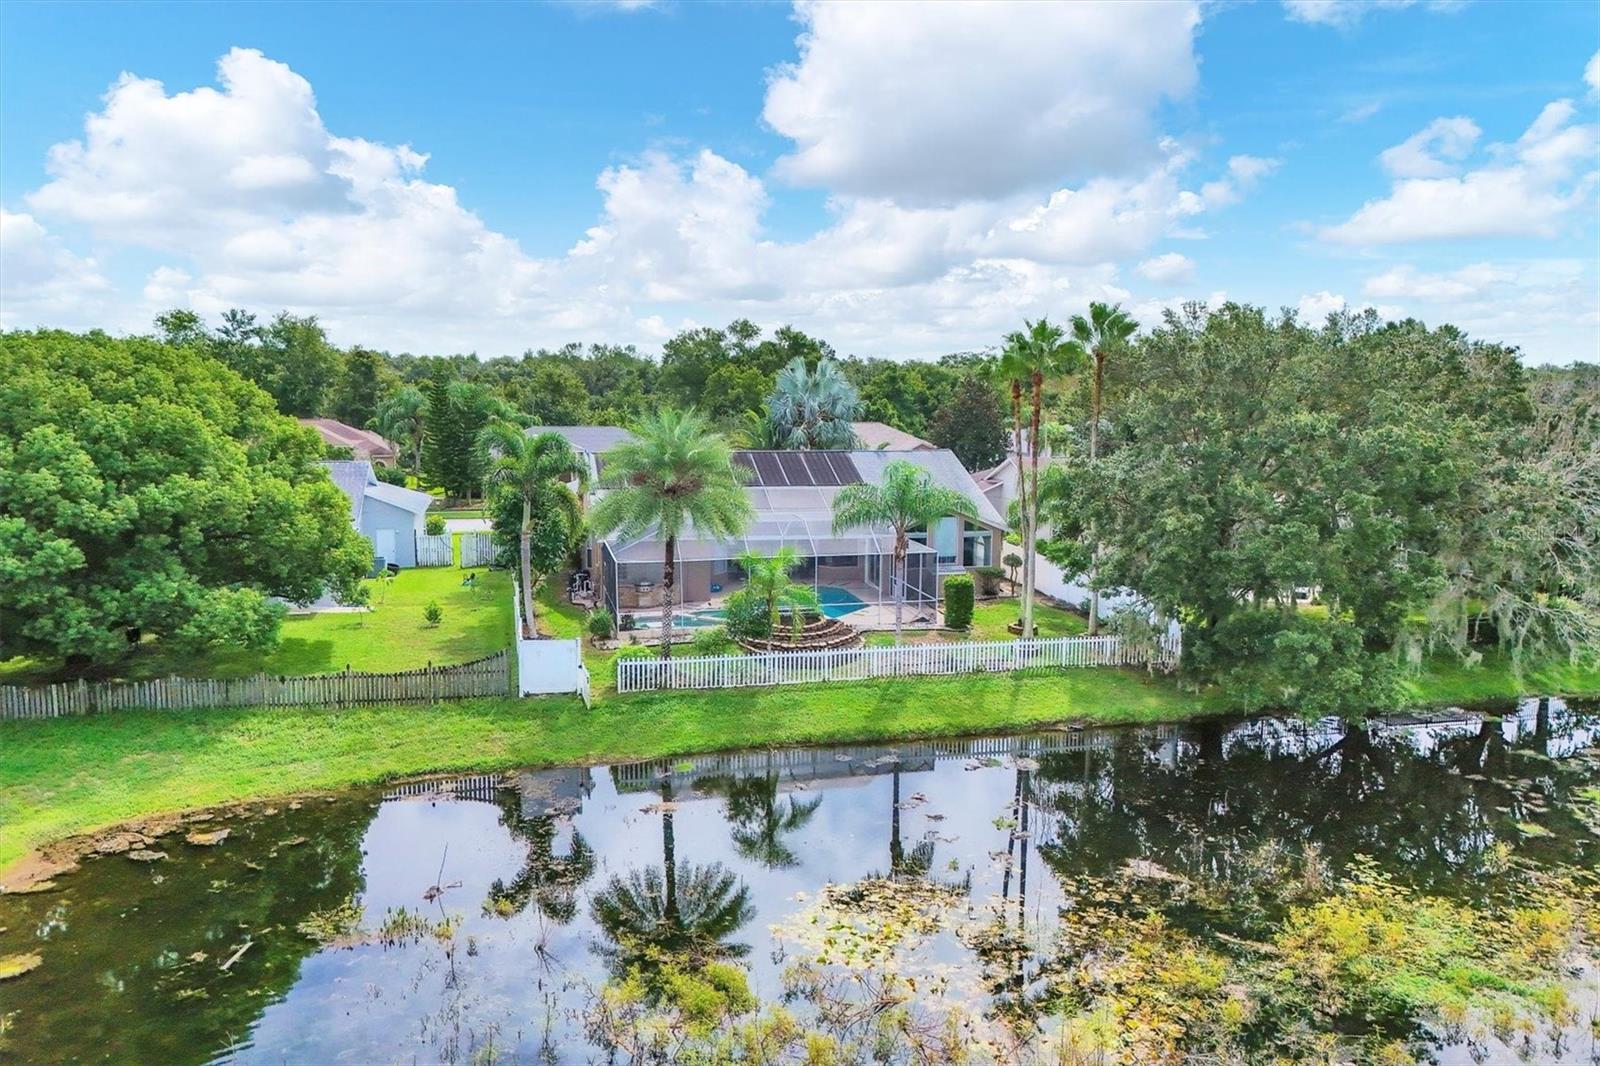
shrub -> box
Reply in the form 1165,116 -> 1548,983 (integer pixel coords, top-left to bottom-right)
424,513 -> 446,536
619,613 -> 637,632
423,600 -> 444,627
374,464 -> 408,486
587,607 -> 616,642
609,644 -> 655,686
690,626 -> 734,656
943,574 -> 974,630
722,588 -> 772,642
972,565 -> 1005,597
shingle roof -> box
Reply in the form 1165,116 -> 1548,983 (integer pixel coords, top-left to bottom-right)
321,460 -> 375,526
849,449 -> 1007,529
851,421 -> 935,451
300,418 -> 398,460
366,481 -> 434,514
526,425 -> 635,454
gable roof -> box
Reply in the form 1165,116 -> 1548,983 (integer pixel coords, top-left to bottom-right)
851,421 -> 935,451
366,481 -> 434,514
300,418 -> 397,460
321,460 -> 376,526
850,448 -> 1006,529
526,425 -> 635,454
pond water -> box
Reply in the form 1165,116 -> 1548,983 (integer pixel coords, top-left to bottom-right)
2,698 -> 1597,1064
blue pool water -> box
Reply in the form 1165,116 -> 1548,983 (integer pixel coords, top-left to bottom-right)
632,585 -> 868,628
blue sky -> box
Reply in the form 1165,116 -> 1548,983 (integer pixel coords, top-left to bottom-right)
2,0 -> 1596,363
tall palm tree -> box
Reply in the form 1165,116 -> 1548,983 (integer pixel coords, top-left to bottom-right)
768,357 -> 863,450
737,546 -> 821,639
590,409 -> 753,658
995,333 -> 1034,632
371,385 -> 426,474
1004,320 -> 1087,637
831,460 -> 977,644
1070,303 -> 1137,635
479,422 -> 586,635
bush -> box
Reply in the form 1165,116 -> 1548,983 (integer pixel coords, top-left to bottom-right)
373,464 -> 408,486
424,513 -> 446,536
722,588 -> 771,642
943,574 -> 974,630
619,613 -> 637,632
587,607 -> 616,642
1003,552 -> 1023,585
609,644 -> 655,686
690,626 -> 734,656
423,600 -> 443,627
972,565 -> 1005,597
1196,611 -> 1400,719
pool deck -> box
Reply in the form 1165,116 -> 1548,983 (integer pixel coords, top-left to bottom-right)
630,581 -> 941,632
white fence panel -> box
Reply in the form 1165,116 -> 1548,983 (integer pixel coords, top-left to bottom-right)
616,631 -> 1181,694
415,533 -> 453,567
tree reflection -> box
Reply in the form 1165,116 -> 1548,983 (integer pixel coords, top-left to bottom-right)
485,794 -> 596,924
589,780 -> 754,982
703,770 -> 822,869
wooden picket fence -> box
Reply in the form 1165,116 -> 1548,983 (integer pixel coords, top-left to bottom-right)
415,533 -> 454,567
459,531 -> 496,568
616,632 -> 1181,694
0,650 -> 511,721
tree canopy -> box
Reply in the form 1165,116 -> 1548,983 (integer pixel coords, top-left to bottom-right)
0,330 -> 371,667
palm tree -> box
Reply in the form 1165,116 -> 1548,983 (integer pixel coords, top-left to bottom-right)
768,357 -> 862,450
590,409 -> 753,658
371,385 -> 426,474
831,460 -> 977,644
737,546 -> 821,639
1070,303 -> 1137,635
995,333 -> 1034,633
479,422 -> 586,635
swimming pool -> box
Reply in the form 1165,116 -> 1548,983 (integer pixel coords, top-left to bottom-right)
630,585 -> 868,629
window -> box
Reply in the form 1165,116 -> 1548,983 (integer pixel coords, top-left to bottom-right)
963,530 -> 991,567
933,517 -> 958,564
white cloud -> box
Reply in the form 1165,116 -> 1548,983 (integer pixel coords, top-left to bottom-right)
0,208 -> 113,328
1198,154 -> 1281,208
1136,252 -> 1195,285
1360,259 -> 1599,360
1282,0 -> 1461,29
1321,99 -> 1600,244
1587,49 -> 1600,95
0,46 -> 1301,359
1378,117 -> 1480,178
1296,290 -> 1349,321
763,0 -> 1200,202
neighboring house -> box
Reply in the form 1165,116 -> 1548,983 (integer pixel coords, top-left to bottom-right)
851,420 -> 935,452
587,445 -> 1006,631
525,425 -> 636,483
300,418 -> 400,466
322,460 -> 434,568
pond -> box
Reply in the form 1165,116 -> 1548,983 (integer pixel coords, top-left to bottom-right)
2,698 -> 1597,1064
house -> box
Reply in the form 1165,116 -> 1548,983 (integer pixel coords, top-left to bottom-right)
851,421 -> 935,451
525,425 -> 636,482
588,446 -> 1006,631
321,460 -> 434,568
300,418 -> 400,466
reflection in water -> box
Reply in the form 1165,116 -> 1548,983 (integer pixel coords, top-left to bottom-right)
0,698 -> 1595,1064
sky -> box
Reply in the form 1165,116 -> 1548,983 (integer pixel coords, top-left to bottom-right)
1,0 -> 1597,364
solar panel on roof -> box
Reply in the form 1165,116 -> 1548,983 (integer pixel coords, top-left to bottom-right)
732,453 -> 757,477
777,452 -> 813,486
822,452 -> 862,484
753,452 -> 787,486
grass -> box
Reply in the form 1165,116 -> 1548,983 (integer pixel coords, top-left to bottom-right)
0,565 -> 512,684
1399,650 -> 1600,707
0,667 -> 1216,874
863,597 -> 1088,647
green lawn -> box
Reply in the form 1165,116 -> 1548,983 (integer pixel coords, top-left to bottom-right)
0,565 -> 512,684
0,667 -> 1216,875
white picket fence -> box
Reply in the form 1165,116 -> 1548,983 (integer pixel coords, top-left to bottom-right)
615,632 -> 1181,694
415,533 -> 453,567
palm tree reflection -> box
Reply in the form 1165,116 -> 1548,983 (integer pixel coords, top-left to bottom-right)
485,795 -> 597,924
704,770 -> 823,869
